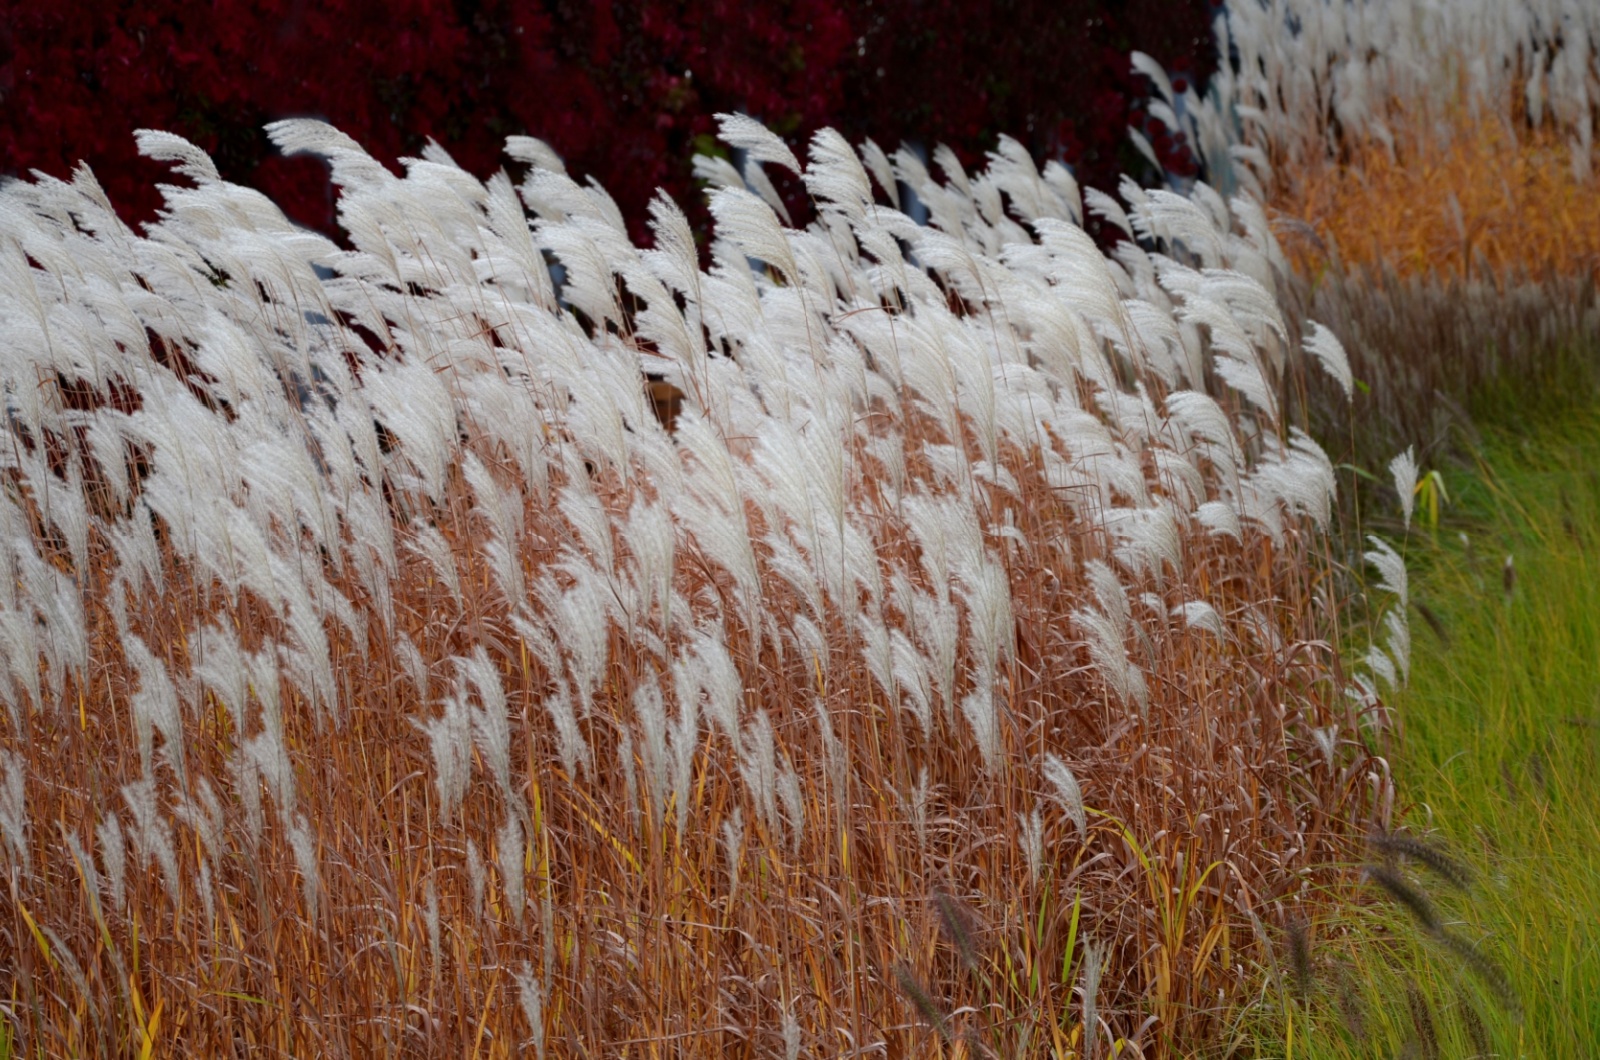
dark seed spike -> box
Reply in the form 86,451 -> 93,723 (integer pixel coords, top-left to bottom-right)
1287,915 -> 1312,1000
932,885 -> 979,971
1365,864 -> 1442,934
893,963 -> 950,1041
1412,600 -> 1450,647
1368,831 -> 1474,891
1439,931 -> 1519,1016
1335,967 -> 1368,1044
1455,983 -> 1490,1055
1407,981 -> 1440,1060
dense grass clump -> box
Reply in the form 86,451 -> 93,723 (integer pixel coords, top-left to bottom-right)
0,119 -> 1379,1055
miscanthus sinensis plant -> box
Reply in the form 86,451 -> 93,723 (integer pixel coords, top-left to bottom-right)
1133,3 -> 1600,474
1137,0 -> 1600,199
0,116 -> 1400,1055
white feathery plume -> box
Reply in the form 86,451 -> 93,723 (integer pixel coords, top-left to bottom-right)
1172,601 -> 1225,638
1042,158 -> 1083,224
505,134 -> 567,174
1303,321 -> 1354,400
1018,808 -> 1045,883
230,748 -> 266,851
805,127 -> 875,221
541,681 -> 589,780
635,680 -> 670,829
363,356 -> 458,503
1365,644 -> 1399,692
960,682 -> 1001,774
644,192 -> 705,298
466,838 -> 486,921
1364,535 -> 1409,610
121,778 -> 181,907
516,964 -> 547,1060
65,831 -> 102,919
956,553 -> 1014,678
459,646 -> 514,803
418,689 -> 472,823
776,763 -> 804,852
1105,506 -> 1184,581
265,119 -> 394,189
1150,446 -> 1206,511
289,816 -> 321,921
857,612 -> 897,708
693,626 -> 743,742
122,632 -> 186,785
518,166 -> 625,232
915,592 -> 962,720
0,751 -> 29,873
789,612 -> 828,674
722,807 -> 744,893
393,632 -> 431,701
1043,753 -> 1087,840
715,112 -> 803,175
707,187 -> 799,282
906,768 -> 934,850
1211,348 -> 1279,423
498,812 -> 526,926
1073,607 -> 1148,714
1198,268 -> 1287,361
404,519 -> 463,608
669,681 -> 700,830
738,711 -> 780,837
858,137 -> 900,207
890,627 -> 935,738
536,565 -> 612,717
173,778 -> 225,865
1131,50 -> 1176,109
135,129 -> 223,183
1129,189 -> 1226,266
558,476 -> 617,572
1390,447 -> 1418,531
425,877 -> 443,985
1311,726 -> 1339,767
932,143 -> 973,196
482,170 -> 558,311
692,152 -> 746,196
97,814 -> 127,911
625,498 -> 677,631
1081,938 -> 1104,1060
1385,607 -> 1412,686
986,135 -> 1055,222
1088,184 -> 1139,240
1084,559 -> 1131,634
782,1006 -> 803,1060
462,451 -> 526,604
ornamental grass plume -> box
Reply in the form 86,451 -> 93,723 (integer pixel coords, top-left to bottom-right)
0,112 -> 1384,1055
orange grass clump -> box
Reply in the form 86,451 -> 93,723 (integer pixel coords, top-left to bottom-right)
0,120 -> 1390,1057
1274,119 -> 1600,282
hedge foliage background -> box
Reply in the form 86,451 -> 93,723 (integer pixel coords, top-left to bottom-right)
2,1 -> 1218,238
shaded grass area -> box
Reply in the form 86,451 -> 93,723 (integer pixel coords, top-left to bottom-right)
1244,403 -> 1600,1057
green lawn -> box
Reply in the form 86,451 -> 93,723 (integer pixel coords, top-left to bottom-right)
1243,404 -> 1600,1058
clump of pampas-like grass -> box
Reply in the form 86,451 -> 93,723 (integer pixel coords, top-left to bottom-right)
1134,1 -> 1600,489
0,115 -> 1388,1055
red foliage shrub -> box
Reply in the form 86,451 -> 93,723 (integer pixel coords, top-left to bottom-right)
1,0 -> 1216,238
